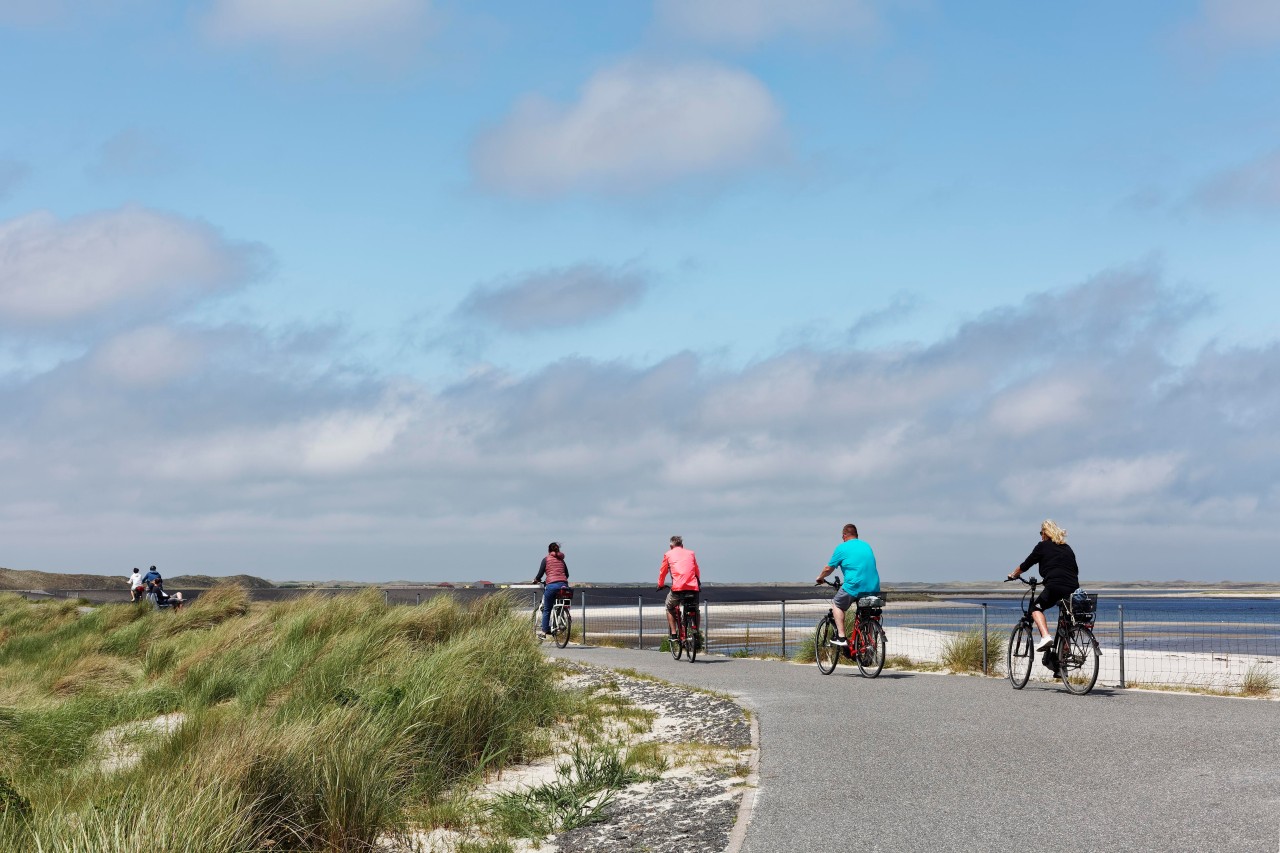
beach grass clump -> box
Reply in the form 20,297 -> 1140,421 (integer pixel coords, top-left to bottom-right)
792,635 -> 817,663
1240,664 -> 1278,697
0,586 -> 565,852
941,629 -> 1004,675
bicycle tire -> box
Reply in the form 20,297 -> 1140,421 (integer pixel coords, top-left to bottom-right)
815,615 -> 839,674
670,616 -> 683,660
554,608 -> 572,649
856,620 -> 886,678
685,611 -> 698,663
1059,624 -> 1099,694
1007,624 -> 1033,689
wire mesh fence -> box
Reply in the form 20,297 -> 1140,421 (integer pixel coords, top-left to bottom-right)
544,591 -> 1280,693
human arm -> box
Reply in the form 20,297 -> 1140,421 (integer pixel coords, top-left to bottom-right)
691,554 -> 700,589
1008,541 -> 1045,580
533,557 -> 547,584
657,553 -> 671,589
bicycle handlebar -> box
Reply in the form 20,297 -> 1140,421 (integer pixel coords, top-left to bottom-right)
1005,575 -> 1040,585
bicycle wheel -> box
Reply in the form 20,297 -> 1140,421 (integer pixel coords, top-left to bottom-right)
553,608 -> 572,649
814,615 -> 839,674
1007,624 -> 1033,689
685,611 -> 698,663
856,621 -> 886,678
670,613 -> 683,660
1059,625 -> 1099,695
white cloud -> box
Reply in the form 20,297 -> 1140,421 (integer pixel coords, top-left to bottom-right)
1003,455 -> 1184,507
202,0 -> 434,63
654,0 -> 880,47
472,61 -> 786,198
0,205 -> 264,328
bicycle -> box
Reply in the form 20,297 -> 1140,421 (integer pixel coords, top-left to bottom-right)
1005,576 -> 1100,694
813,579 -> 886,677
532,586 -> 573,649
661,588 -> 700,663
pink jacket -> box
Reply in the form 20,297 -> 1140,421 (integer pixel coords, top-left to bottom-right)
659,547 -> 700,592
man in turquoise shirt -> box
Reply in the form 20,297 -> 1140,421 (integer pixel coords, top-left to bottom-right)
815,523 -> 880,646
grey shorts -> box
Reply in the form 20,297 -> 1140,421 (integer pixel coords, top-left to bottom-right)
666,590 -> 699,612
832,589 -> 856,612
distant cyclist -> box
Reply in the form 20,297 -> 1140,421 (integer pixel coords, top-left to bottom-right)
1007,519 -> 1079,652
127,567 -> 143,602
658,536 -> 701,642
815,523 -> 880,647
532,542 -> 569,640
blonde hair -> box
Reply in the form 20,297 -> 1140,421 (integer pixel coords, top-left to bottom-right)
1041,519 -> 1067,545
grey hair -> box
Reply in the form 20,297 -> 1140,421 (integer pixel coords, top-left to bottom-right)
669,535 -> 683,548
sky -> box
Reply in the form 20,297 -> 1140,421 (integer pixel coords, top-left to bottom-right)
2,1 -> 1279,584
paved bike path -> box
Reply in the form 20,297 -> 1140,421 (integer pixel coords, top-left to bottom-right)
548,646 -> 1280,853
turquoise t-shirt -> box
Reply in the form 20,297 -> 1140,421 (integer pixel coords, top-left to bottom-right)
828,538 -> 880,598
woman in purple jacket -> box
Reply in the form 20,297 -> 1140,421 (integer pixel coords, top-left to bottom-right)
532,542 -> 569,638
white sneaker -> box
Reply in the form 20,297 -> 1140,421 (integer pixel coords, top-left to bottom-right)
1035,636 -> 1054,652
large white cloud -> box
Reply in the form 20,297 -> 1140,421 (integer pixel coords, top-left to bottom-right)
471,61 -> 786,198
202,0 -> 434,63
654,0 -> 880,47
0,206 -> 264,328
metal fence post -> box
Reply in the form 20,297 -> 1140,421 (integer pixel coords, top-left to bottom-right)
415,592 -> 420,606
703,599 -> 710,652
638,596 -> 643,650
385,589 -> 390,605
580,592 -> 586,645
1118,604 -> 1126,688
781,600 -> 787,658
982,603 -> 989,675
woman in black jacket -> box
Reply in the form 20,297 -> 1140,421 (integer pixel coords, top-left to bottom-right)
1007,519 -> 1079,652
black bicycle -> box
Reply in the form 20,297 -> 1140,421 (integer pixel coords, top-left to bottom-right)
1005,576 -> 1100,694
662,589 -> 700,662
813,579 -> 886,677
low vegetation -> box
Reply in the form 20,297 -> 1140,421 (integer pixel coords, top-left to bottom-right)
941,629 -> 1005,675
1240,664 -> 1278,697
0,587 -> 564,851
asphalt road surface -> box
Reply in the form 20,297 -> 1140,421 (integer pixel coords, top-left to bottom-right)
548,645 -> 1280,853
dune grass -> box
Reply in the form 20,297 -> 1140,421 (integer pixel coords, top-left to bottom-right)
1240,664 -> 1278,697
0,587 -> 565,852
941,629 -> 1005,675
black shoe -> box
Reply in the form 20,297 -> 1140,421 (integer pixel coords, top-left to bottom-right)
668,633 -> 678,641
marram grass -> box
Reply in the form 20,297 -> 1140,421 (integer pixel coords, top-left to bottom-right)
0,587 -> 563,852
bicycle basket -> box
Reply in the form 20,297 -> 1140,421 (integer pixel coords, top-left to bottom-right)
1067,591 -> 1097,625
857,595 -> 886,610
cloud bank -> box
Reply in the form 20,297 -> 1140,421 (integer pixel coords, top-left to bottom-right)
202,0 -> 435,64
4,254 -> 1279,581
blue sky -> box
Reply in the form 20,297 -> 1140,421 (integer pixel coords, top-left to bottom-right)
2,1 -> 1279,583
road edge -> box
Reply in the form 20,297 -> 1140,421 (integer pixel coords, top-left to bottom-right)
724,710 -> 761,853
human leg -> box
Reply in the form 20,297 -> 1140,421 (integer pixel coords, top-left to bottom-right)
541,582 -> 565,634
831,590 -> 855,641
665,590 -> 680,637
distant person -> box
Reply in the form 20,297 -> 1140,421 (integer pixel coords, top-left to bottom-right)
128,568 -> 142,602
658,536 -> 701,642
532,542 -> 569,639
1007,519 -> 1079,652
142,565 -> 162,592
815,523 -> 880,647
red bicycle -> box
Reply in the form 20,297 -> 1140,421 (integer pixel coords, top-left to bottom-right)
814,580 -> 886,677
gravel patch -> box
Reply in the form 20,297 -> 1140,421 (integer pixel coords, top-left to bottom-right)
542,660 -> 755,853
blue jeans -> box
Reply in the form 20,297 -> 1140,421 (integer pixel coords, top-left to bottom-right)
542,582 -> 568,633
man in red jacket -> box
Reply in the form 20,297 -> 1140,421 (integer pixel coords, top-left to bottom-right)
658,535 -> 701,641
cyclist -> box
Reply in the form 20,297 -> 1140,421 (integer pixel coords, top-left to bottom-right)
658,535 -> 700,642
127,567 -> 142,602
532,542 -> 569,639
814,523 -> 880,647
1006,519 -> 1079,653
